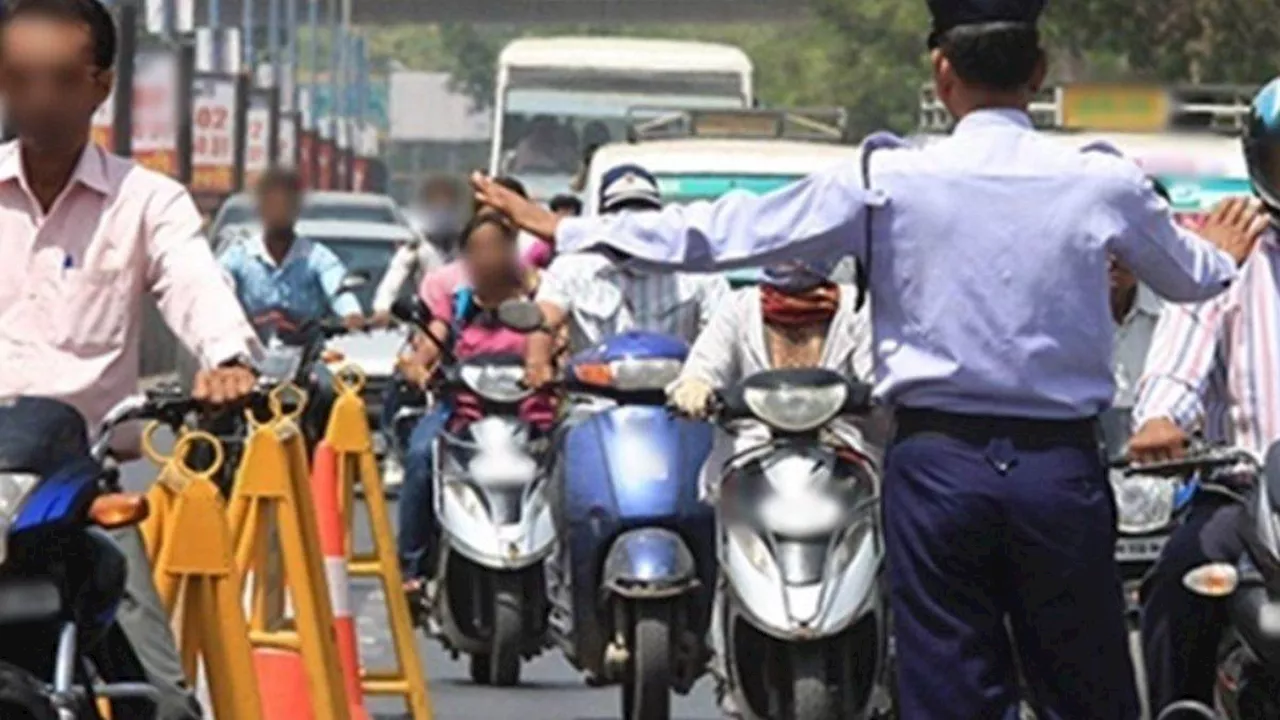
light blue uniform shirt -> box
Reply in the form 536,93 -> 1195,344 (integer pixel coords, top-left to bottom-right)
219,232 -> 363,342
554,109 -> 1238,419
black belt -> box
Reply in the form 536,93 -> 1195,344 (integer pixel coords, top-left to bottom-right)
894,408 -> 1099,450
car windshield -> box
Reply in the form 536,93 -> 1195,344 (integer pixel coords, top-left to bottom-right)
216,203 -> 255,228
306,239 -> 397,314
1157,175 -> 1252,228
654,173 -> 801,205
301,203 -> 402,225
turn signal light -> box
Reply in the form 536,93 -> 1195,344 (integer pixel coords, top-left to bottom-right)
89,493 -> 150,529
321,349 -> 347,364
1182,562 -> 1239,597
574,363 -> 613,387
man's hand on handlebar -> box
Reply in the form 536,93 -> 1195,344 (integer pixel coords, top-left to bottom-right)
342,313 -> 368,332
1128,417 -> 1191,465
666,376 -> 714,419
193,364 -> 257,406
523,361 -> 556,390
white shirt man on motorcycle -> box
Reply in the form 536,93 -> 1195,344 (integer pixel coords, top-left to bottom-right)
521,164 -> 728,388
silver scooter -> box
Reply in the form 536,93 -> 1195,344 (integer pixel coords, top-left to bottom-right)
391,298 -> 554,686
706,368 -> 891,720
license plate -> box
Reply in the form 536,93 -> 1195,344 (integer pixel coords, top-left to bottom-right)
1115,536 -> 1167,562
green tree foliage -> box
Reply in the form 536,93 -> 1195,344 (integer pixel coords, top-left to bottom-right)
362,0 -> 1280,135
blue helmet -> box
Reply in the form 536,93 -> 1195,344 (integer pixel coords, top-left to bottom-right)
1244,78 -> 1280,214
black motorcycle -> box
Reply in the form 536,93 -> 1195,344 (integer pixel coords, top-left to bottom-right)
1117,444 -> 1280,720
0,391 -> 200,719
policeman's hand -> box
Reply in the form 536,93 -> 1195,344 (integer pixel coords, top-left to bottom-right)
193,365 -> 257,406
667,377 -> 714,419
523,361 -> 555,390
1128,417 -> 1190,465
471,172 -> 560,240
1199,197 -> 1270,266
342,313 -> 367,332
369,310 -> 393,329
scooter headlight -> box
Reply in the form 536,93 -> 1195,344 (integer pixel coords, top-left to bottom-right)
1110,471 -> 1176,535
743,382 -> 846,433
460,364 -> 531,404
573,358 -> 684,392
0,473 -> 40,564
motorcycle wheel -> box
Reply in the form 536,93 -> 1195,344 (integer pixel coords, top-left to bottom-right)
789,645 -> 836,720
482,575 -> 523,687
622,603 -> 672,720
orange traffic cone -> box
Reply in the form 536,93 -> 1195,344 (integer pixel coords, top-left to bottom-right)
312,441 -> 371,720
254,648 -> 315,720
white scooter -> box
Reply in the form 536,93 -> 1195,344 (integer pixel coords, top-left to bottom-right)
705,368 -> 892,720
391,298 -> 555,686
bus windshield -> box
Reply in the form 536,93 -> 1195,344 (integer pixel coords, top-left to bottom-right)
496,72 -> 748,193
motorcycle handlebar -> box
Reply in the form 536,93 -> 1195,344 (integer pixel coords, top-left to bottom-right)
1111,446 -> 1260,477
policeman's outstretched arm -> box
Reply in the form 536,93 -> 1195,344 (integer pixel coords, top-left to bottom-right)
472,163 -> 873,272
1106,173 -> 1260,302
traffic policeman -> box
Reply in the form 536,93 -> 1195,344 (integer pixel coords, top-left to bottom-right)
472,1 -> 1267,716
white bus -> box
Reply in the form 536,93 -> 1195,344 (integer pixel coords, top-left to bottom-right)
490,37 -> 754,200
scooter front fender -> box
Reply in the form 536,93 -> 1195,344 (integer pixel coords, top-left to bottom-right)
723,523 -> 881,639
603,528 -> 698,599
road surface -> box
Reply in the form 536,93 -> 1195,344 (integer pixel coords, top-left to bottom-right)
119,454 -> 722,720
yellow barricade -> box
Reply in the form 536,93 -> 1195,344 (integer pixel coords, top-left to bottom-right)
325,365 -> 434,719
137,424 -> 265,720
225,385 -> 354,720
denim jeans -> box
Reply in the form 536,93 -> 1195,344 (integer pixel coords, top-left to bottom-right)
397,403 -> 451,578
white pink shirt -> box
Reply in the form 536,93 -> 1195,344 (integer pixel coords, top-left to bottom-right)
1135,231 -> 1280,458
0,141 -> 259,434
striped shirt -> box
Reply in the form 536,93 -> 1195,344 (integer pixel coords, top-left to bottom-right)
536,251 -> 729,353
1134,231 -> 1280,458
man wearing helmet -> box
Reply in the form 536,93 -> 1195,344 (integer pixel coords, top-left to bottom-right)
1129,78 -> 1280,713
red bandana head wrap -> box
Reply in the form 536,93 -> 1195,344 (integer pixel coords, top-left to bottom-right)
760,283 -> 840,327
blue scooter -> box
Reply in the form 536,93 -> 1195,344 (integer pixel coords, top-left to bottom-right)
547,330 -> 716,720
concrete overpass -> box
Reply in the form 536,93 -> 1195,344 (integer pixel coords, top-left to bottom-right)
195,0 -> 796,25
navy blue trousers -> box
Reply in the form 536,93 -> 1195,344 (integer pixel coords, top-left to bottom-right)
883,429 -> 1139,719
1141,496 -> 1244,712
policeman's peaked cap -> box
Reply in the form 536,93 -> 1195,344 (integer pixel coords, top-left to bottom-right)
927,0 -> 1047,48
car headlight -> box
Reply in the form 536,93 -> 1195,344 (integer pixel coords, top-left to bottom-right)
1110,472 -> 1176,535
574,358 -> 683,392
259,346 -> 304,384
0,473 -> 41,564
461,364 -> 531,404
743,382 -> 847,433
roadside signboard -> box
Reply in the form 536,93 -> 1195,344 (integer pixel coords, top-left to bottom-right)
243,91 -> 272,189
190,75 -> 238,194
132,50 -> 181,176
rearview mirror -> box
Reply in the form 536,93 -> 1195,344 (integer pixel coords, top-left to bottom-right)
496,300 -> 545,333
337,271 -> 371,295
390,296 -> 432,329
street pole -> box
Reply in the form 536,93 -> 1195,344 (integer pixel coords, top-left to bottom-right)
241,0 -> 255,71
286,0 -> 299,111
112,0 -> 136,157
207,0 -> 218,26
267,0 -> 281,89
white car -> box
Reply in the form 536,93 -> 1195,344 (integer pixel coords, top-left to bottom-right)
209,191 -> 415,247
